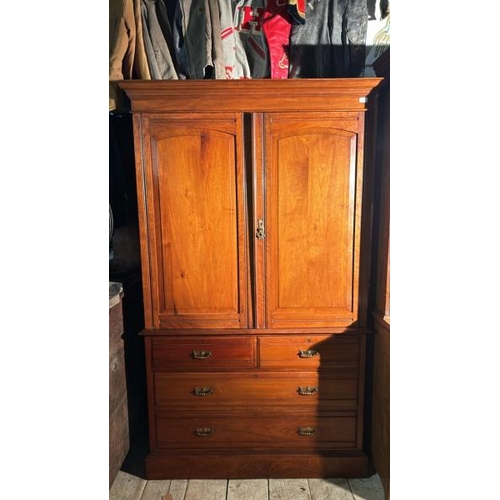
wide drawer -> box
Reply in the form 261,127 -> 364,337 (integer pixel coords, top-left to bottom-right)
153,371 -> 358,409
155,411 -> 358,450
151,336 -> 256,370
258,334 -> 362,369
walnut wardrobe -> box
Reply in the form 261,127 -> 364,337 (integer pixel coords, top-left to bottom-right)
119,78 -> 382,479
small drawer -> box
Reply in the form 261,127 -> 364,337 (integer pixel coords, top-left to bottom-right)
153,371 -> 358,409
155,411 -> 358,451
151,336 -> 256,370
258,334 -> 361,369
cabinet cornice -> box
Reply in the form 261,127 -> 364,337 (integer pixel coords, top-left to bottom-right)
119,78 -> 383,113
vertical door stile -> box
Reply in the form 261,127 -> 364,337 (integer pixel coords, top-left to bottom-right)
236,112 -> 251,329
356,112 -> 371,328
251,113 -> 266,329
132,113 -> 155,330
142,114 -> 162,329
348,115 -> 360,324
243,113 -> 254,329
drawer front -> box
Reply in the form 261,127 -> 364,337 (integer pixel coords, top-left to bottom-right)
258,334 -> 361,369
151,336 -> 256,369
153,372 -> 358,409
155,411 -> 358,450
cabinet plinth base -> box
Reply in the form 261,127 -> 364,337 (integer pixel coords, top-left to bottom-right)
145,451 -> 373,479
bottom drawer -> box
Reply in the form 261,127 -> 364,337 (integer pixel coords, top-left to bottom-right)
154,411 -> 358,451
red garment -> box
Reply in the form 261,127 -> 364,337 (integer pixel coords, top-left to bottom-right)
262,0 -> 292,79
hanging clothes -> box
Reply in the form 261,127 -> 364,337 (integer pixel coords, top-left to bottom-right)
218,0 -> 252,78
287,0 -> 306,24
172,0 -> 191,78
155,0 -> 179,69
141,0 -> 179,79
261,0 -> 293,79
172,0 -> 226,78
109,0 -> 151,110
208,0 -> 227,78
233,0 -> 270,78
288,0 -> 368,78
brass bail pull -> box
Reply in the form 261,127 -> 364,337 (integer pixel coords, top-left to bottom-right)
298,349 -> 319,358
194,427 -> 214,437
192,350 -> 212,359
298,426 -> 317,436
297,386 -> 318,396
192,387 -> 213,396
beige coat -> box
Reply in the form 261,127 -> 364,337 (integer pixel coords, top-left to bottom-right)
109,0 -> 151,111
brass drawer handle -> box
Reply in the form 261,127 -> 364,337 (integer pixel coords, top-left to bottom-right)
297,426 -> 317,436
192,350 -> 212,359
192,387 -> 213,397
194,427 -> 213,437
298,349 -> 319,358
297,386 -> 318,396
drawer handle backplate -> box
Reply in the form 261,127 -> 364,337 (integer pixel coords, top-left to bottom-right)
298,426 -> 317,436
298,349 -> 319,358
297,386 -> 318,396
192,350 -> 212,359
194,427 -> 214,437
192,387 -> 213,397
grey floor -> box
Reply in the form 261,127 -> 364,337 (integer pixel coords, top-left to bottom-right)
110,471 -> 385,500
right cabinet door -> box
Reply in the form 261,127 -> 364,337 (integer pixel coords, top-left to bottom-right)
263,112 -> 366,329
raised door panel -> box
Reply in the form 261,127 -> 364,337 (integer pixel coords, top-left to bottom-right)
263,113 -> 365,328
141,113 -> 249,329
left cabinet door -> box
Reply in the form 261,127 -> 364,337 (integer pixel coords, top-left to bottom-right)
137,113 -> 250,329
